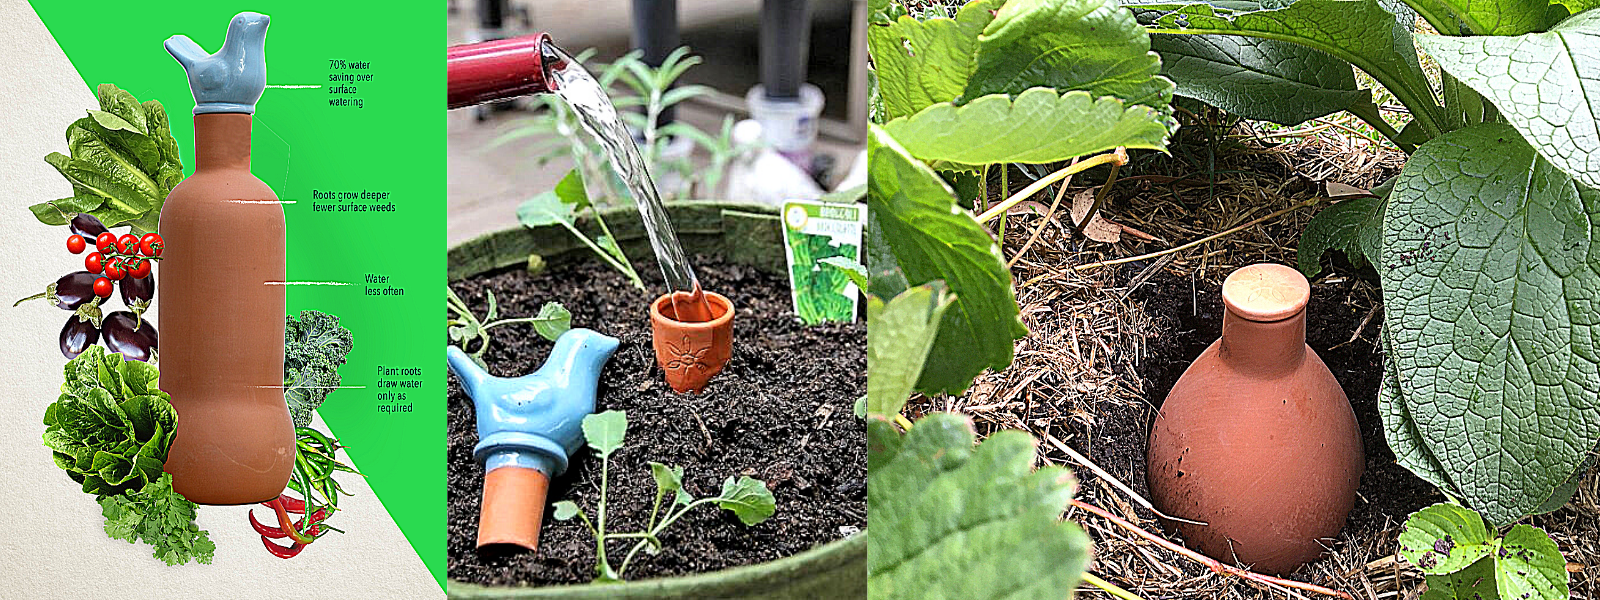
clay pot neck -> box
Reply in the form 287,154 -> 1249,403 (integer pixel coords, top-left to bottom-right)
1218,308 -> 1306,377
193,113 -> 253,172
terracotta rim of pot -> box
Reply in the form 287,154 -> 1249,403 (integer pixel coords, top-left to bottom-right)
1221,263 -> 1310,322
477,466 -> 551,553
649,291 -> 734,393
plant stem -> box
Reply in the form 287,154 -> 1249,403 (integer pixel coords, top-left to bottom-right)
1007,159 -> 1078,268
1069,500 -> 1354,600
1071,148 -> 1129,237
1346,101 -> 1413,153
997,164 -> 1009,239
559,221 -> 636,283
1081,573 -> 1144,600
595,453 -> 611,576
893,413 -> 915,431
589,212 -> 644,289
976,152 -> 1126,224
616,497 -> 723,576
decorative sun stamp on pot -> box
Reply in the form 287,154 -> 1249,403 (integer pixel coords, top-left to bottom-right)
664,335 -> 709,375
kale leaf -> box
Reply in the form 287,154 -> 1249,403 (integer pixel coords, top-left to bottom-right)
99,473 -> 215,566
284,310 -> 354,428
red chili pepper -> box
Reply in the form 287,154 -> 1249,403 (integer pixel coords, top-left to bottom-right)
261,535 -> 305,559
262,494 -> 307,514
249,509 -> 288,539
269,496 -> 317,545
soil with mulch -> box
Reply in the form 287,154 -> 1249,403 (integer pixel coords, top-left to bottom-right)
446,256 -> 866,587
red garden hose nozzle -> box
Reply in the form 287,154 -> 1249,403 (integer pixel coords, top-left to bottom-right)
447,33 -> 568,109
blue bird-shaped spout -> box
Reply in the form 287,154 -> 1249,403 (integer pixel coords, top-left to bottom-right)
448,328 -> 620,477
165,12 -> 269,115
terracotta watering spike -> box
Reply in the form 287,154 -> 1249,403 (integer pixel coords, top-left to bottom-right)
650,290 -> 734,393
447,328 -> 620,552
1147,263 -> 1363,575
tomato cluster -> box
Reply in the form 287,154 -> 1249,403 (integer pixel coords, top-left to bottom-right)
22,213 -> 160,361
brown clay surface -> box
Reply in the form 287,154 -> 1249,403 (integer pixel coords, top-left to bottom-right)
1221,263 -> 1310,322
651,290 -> 734,393
447,256 -> 866,586
159,113 -> 294,505
478,466 -> 551,551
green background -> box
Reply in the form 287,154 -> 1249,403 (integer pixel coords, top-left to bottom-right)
29,1 -> 445,586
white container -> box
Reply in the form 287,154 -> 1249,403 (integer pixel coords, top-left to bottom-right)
746,83 -> 824,160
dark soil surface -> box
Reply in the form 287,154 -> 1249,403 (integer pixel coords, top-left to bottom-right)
447,257 -> 866,587
1080,267 -> 1444,575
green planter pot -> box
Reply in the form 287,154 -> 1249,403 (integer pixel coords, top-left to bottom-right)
446,201 -> 867,599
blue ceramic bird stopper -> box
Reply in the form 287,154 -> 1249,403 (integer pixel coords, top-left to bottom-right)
447,327 -> 619,550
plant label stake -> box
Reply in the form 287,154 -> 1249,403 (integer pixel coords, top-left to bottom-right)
446,328 -> 620,551
159,12 -> 297,506
781,200 -> 866,325
1146,263 -> 1364,575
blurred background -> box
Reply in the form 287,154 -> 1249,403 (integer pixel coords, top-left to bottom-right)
446,0 -> 868,244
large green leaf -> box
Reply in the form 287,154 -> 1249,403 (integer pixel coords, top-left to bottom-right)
1126,0 -> 1366,125
964,0 -> 1176,111
1418,9 -> 1600,191
1378,330 -> 1462,497
867,413 -> 1091,599
1398,503 -> 1568,600
868,124 -> 1026,395
869,0 -> 1005,122
882,88 -> 1173,168
1382,123 -> 1600,525
1404,0 -> 1549,35
1142,0 -> 1443,138
1297,195 -> 1384,277
867,283 -> 956,417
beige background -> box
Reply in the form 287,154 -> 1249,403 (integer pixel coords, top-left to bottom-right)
0,3 -> 441,598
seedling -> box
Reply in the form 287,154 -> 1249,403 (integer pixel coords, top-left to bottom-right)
447,287 -> 572,367
515,170 -> 644,290
552,410 -> 777,583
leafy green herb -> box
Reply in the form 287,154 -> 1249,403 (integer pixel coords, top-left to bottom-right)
43,345 -> 176,496
29,84 -> 182,233
517,169 -> 644,289
284,310 -> 354,428
1398,503 -> 1567,600
552,410 -> 776,582
98,473 -> 214,566
447,287 -> 571,368
867,413 -> 1091,598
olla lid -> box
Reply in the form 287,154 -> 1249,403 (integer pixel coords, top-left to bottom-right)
165,12 -> 268,115
1222,263 -> 1310,322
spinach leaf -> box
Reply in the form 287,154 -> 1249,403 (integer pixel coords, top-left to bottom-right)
1382,122 -> 1600,524
43,346 -> 177,496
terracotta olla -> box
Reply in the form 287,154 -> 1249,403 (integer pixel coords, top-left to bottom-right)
1146,263 -> 1363,575
650,291 -> 734,393
158,13 -> 295,505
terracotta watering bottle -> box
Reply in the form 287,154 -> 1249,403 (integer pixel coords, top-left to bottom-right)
447,328 -> 620,551
158,12 -> 296,505
1147,263 -> 1363,575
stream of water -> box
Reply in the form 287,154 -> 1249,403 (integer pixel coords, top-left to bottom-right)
542,42 -> 714,323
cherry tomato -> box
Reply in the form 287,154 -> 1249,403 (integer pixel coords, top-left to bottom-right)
95,232 -> 117,253
117,234 -> 139,255
67,235 -> 86,254
128,258 -> 151,279
103,257 -> 127,281
84,252 -> 104,274
92,277 -> 113,298
139,233 -> 163,257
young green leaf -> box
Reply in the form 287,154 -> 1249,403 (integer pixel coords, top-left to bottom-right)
1418,10 -> 1600,190
1382,123 -> 1600,524
552,500 -> 581,521
868,124 -> 1026,395
516,191 -> 578,229
868,413 -> 1091,598
867,283 -> 955,417
533,302 -> 572,341
715,476 -> 776,526
881,88 -> 1173,168
554,168 -> 592,210
1398,503 -> 1568,600
1296,195 -> 1383,277
650,462 -> 692,506
582,410 -> 627,459
867,0 -> 1005,121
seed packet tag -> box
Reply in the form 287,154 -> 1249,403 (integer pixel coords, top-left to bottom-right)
782,199 -> 866,325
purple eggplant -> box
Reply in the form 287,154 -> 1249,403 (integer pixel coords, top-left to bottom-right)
103,311 -> 157,362
119,272 -> 154,308
69,213 -> 108,239
59,315 -> 100,359
52,272 -> 102,310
